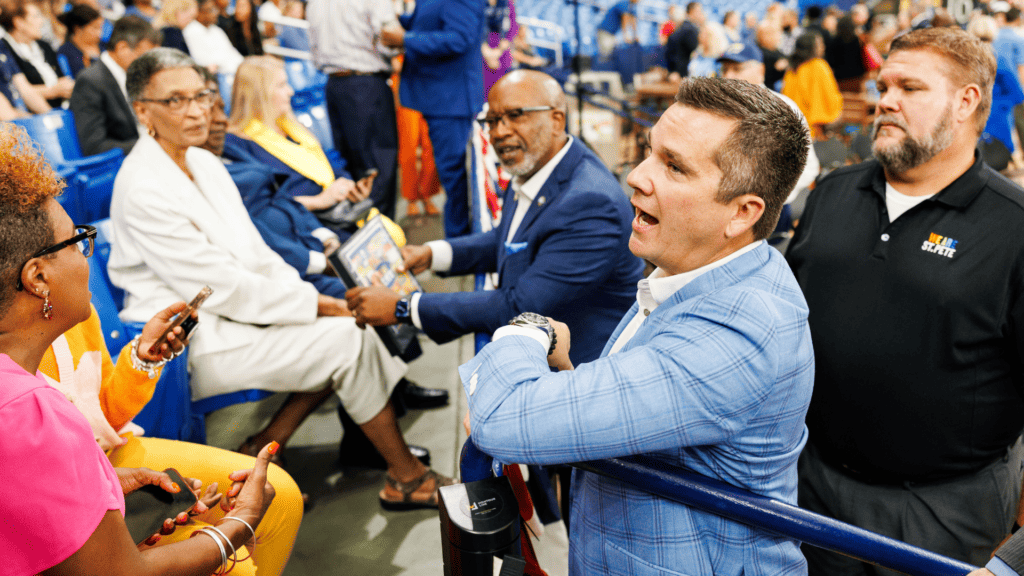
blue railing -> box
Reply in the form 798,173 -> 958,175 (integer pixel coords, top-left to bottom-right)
459,440 -> 978,576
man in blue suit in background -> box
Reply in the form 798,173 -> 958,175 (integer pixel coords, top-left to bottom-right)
381,0 -> 485,238
461,77 -> 814,575
347,70 -> 643,366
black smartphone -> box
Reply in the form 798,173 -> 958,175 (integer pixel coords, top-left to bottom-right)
123,468 -> 198,545
147,286 -> 212,355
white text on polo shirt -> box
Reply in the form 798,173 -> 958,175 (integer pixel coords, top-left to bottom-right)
921,233 -> 958,258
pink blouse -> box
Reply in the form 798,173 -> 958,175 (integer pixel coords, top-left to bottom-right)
0,354 -> 125,575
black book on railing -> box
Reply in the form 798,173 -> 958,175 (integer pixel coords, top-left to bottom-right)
327,215 -> 421,357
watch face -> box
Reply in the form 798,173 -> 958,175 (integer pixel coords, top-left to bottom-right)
518,312 -> 547,325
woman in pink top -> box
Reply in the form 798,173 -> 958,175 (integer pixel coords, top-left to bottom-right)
0,122 -> 277,576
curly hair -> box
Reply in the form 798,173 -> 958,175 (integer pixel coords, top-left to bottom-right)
0,124 -> 63,311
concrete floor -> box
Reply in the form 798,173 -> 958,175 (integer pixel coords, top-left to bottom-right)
202,199 -> 570,576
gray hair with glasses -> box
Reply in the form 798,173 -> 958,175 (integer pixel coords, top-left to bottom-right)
126,47 -> 206,102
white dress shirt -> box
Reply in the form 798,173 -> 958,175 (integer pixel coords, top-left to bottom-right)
182,20 -> 244,74
3,32 -> 58,86
100,51 -> 144,133
306,0 -> 398,74
411,136 -> 574,328
606,241 -> 763,354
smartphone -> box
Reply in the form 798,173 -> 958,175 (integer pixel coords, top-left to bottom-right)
123,468 -> 198,545
147,286 -> 213,356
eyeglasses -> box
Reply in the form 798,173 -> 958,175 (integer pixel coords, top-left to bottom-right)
15,224 -> 97,290
137,89 -> 217,114
477,106 -> 555,130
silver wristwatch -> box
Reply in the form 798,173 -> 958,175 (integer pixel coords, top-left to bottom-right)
508,312 -> 556,355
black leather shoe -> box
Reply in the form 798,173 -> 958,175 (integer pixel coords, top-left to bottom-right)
339,441 -> 431,469
400,379 -> 449,410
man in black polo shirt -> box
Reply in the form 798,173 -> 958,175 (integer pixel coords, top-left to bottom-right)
787,27 -> 1024,574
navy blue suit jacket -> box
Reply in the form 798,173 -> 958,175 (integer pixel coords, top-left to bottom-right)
399,0 -> 485,118
418,138 -> 644,365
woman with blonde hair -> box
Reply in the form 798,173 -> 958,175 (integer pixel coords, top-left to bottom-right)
158,0 -> 197,54
225,55 -> 374,218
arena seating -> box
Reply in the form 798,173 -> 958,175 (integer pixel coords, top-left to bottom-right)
10,109 -> 124,222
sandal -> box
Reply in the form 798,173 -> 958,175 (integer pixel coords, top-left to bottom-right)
379,469 -> 456,511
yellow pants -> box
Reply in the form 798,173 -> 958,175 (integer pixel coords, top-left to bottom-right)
108,436 -> 303,576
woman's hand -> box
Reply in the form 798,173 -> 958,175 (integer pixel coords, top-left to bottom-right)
327,177 -> 358,203
218,442 -> 279,534
316,294 -> 351,317
353,172 -> 376,202
137,301 -> 193,362
116,468 -> 218,547
293,189 -> 341,211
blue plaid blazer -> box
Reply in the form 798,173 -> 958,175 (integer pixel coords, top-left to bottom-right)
461,243 -> 814,576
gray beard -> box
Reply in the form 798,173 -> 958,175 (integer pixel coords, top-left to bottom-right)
872,110 -> 954,175
501,147 -> 545,177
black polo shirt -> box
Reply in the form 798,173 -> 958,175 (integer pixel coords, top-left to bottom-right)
786,156 -> 1024,482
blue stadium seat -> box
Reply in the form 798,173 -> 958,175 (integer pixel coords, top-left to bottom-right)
88,221 -> 130,355
11,109 -> 125,222
284,58 -> 326,93
218,71 -> 235,115
54,164 -> 85,224
295,101 -> 335,153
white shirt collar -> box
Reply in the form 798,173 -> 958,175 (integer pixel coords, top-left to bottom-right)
509,135 -> 574,202
637,241 -> 763,311
101,51 -> 128,95
3,31 -> 35,59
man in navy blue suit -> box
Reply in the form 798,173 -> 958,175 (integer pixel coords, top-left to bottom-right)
380,0 -> 485,238
346,71 -> 644,366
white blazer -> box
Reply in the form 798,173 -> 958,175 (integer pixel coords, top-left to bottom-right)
108,135 -> 320,357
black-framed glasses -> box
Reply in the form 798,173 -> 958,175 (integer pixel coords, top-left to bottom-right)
137,89 -> 217,113
15,224 -> 97,290
477,106 -> 555,130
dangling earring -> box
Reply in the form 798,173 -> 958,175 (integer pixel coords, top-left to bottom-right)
147,125 -> 156,137
42,289 -> 52,320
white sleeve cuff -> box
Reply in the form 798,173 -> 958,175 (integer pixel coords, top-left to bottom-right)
307,250 -> 327,275
310,227 -> 339,243
425,240 -> 453,273
410,291 -> 423,329
492,325 -> 550,353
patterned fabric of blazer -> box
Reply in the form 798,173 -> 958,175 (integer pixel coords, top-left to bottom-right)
461,243 -> 815,576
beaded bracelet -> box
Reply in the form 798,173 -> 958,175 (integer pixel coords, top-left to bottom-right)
193,528 -> 228,574
129,336 -> 168,379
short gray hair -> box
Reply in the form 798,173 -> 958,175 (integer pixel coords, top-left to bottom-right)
126,47 -> 205,101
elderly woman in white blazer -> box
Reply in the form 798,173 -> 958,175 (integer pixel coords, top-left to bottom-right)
107,48 -> 453,510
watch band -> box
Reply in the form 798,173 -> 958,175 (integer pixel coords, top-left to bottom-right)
508,312 -> 556,355
394,297 -> 412,324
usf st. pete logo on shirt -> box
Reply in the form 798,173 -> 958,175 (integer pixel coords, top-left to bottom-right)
921,232 -> 958,258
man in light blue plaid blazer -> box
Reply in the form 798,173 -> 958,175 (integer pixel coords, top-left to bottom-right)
461,77 -> 815,576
